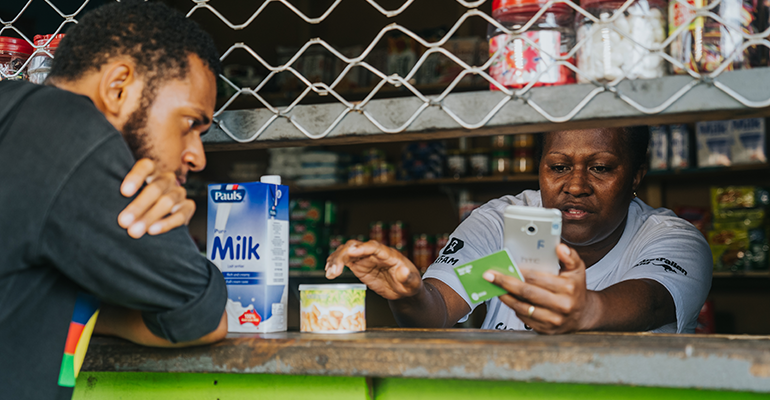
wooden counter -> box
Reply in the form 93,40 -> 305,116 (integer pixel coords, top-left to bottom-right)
74,328 -> 770,398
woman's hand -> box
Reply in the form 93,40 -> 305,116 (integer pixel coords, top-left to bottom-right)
325,240 -> 423,300
483,243 -> 601,334
117,159 -> 195,239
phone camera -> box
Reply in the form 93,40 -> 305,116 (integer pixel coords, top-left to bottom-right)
523,222 -> 538,236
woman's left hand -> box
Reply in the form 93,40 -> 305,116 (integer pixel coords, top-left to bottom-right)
483,243 -> 601,334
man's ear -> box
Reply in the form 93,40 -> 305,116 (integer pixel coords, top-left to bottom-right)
98,62 -> 134,120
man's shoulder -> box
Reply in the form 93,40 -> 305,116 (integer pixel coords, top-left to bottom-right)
1,81 -> 112,132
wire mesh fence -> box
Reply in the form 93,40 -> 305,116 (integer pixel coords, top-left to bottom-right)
1,0 -> 769,143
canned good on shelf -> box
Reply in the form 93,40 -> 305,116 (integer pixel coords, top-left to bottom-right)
412,233 -> 435,272
370,221 -> 390,246
447,149 -> 467,179
390,221 -> 409,255
469,148 -> 491,177
299,284 -> 366,333
513,148 -> 536,174
492,150 -> 512,176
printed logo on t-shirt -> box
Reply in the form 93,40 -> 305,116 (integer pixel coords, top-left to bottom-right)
633,258 -> 687,275
442,238 -> 465,255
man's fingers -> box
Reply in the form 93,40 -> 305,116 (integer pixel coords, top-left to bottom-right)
118,174 -> 177,228
146,200 -> 196,236
120,159 -> 156,197
126,188 -> 187,238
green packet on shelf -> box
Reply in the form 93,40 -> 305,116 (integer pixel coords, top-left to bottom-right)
454,249 -> 523,304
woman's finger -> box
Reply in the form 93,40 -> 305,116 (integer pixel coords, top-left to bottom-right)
498,294 -> 562,334
556,244 -> 584,272
120,159 -> 156,197
483,270 -> 553,305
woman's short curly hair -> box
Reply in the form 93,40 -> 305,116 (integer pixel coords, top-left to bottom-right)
47,0 -> 221,98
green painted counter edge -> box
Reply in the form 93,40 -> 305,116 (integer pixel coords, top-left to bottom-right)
73,372 -> 770,400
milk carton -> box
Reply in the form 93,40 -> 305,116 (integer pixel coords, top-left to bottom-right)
730,118 -> 766,165
696,120 -> 732,167
207,177 -> 289,333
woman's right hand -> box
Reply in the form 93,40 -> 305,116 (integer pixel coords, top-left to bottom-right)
325,240 -> 423,300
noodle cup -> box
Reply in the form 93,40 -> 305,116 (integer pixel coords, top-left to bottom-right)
299,284 -> 366,333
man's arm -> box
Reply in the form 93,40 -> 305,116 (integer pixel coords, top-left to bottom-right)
39,135 -> 227,345
94,305 -> 227,347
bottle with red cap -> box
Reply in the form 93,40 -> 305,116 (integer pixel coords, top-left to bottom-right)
0,37 -> 33,81
28,34 -> 65,85
488,0 -> 576,90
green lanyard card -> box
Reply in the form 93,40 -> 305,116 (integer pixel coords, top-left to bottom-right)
453,249 -> 523,304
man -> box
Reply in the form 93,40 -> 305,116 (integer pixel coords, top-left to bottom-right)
0,2 -> 229,399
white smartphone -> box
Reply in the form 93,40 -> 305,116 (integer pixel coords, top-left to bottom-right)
503,205 -> 562,275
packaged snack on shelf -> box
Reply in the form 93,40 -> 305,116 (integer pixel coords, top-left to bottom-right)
696,121 -> 732,167
708,226 -> 750,272
329,235 -> 347,254
730,118 -> 766,165
290,199 -> 324,223
669,124 -> 691,169
649,125 -> 670,171
348,164 -> 372,186
400,141 -> 446,180
290,221 -> 322,246
289,244 -> 324,270
372,162 -> 396,184
711,186 -> 769,212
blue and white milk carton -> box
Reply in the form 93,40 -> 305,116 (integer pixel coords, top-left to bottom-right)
207,176 -> 289,333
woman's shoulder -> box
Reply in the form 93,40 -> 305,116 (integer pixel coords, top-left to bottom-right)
629,199 -> 708,245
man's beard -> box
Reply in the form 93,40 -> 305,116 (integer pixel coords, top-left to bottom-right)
122,101 -> 185,185
122,100 -> 152,161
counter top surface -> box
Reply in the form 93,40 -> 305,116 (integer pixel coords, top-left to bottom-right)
83,328 -> 770,392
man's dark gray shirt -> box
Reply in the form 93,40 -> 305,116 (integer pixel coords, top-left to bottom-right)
0,80 -> 226,400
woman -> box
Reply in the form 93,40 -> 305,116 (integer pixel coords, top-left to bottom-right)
325,129 -> 712,333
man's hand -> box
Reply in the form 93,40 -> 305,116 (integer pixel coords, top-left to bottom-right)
325,240 -> 423,300
118,159 -> 195,239
482,244 -> 600,334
